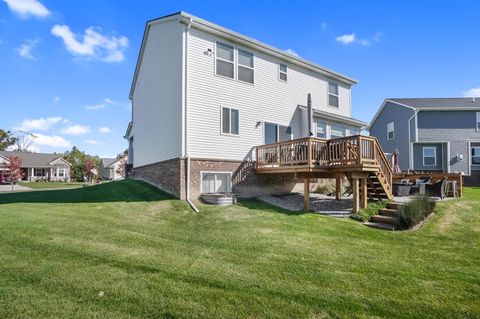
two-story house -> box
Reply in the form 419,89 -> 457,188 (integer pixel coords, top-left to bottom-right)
369,98 -> 480,185
126,12 -> 373,201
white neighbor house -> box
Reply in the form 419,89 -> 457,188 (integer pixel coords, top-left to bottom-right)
99,157 -> 125,180
126,11 -> 368,200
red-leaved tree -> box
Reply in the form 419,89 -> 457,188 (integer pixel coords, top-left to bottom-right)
115,157 -> 126,178
83,159 -> 97,183
6,155 -> 24,190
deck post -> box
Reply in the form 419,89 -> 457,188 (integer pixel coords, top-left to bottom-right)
360,178 -> 368,209
352,178 -> 359,213
304,178 -> 310,211
335,175 -> 341,200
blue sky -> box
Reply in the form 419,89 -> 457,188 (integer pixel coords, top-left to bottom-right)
1,0 -> 479,157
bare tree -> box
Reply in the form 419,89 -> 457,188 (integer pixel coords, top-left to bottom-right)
13,131 -> 37,152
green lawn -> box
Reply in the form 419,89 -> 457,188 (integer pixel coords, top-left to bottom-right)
18,181 -> 85,189
0,180 -> 478,318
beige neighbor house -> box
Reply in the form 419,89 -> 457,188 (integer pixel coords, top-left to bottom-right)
99,157 -> 125,180
125,12 -> 393,211
0,151 -> 71,182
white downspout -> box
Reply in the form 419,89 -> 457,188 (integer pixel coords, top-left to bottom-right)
183,17 -> 199,213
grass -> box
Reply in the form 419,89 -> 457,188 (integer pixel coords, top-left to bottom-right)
0,180 -> 479,318
18,181 -> 84,189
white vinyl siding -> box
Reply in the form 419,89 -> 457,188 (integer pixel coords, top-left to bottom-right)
278,63 -> 287,81
387,122 -> 394,140
328,82 -> 339,108
423,146 -> 436,166
201,172 -> 231,193
221,107 -> 239,135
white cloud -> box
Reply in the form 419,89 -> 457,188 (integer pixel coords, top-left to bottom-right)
61,124 -> 90,135
85,103 -> 105,110
321,22 -> 327,29
463,87 -> 480,97
99,127 -> 111,133
3,0 -> 50,18
53,96 -> 60,102
84,139 -> 104,145
16,116 -> 62,131
336,33 -> 356,45
51,24 -> 129,62
16,38 -> 40,59
104,98 -> 114,104
285,48 -> 299,57
34,134 -> 71,148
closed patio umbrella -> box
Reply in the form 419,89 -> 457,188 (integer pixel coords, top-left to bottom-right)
307,93 -> 313,137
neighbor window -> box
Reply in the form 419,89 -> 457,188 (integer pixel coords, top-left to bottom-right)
477,112 -> 480,131
58,168 -> 65,177
237,49 -> 254,83
387,122 -> 394,140
201,172 -> 231,193
316,120 -> 327,138
472,147 -> 480,165
330,124 -> 346,139
279,63 -> 287,81
423,146 -> 436,166
221,107 -> 239,135
264,123 -> 291,144
216,42 -> 234,79
34,168 -> 45,177
328,82 -> 339,108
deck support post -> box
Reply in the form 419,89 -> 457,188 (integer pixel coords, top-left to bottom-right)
360,178 -> 368,209
304,178 -> 310,211
352,178 -> 359,213
335,176 -> 341,201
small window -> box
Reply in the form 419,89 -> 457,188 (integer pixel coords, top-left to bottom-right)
476,112 -> 480,131
58,169 -> 65,177
316,121 -> 327,138
264,122 -> 291,144
330,124 -> 345,139
328,82 -> 339,108
472,147 -> 480,165
221,107 -> 239,135
387,122 -> 394,140
238,49 -> 254,84
423,147 -> 436,166
216,42 -> 234,79
201,172 -> 231,193
349,127 -> 360,136
279,63 -> 287,81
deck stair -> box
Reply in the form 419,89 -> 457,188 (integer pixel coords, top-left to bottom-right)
364,202 -> 403,230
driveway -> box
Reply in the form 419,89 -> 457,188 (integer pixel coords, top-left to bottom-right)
0,184 -> 32,192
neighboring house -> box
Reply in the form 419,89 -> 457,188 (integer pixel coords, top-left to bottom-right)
126,11 -> 368,200
369,98 -> 480,185
99,157 -> 124,180
0,151 -> 71,182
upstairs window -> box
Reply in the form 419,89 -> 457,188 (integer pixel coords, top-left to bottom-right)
238,49 -> 254,83
316,121 -> 327,138
328,82 -> 339,107
279,63 -> 287,81
264,123 -> 291,144
423,146 -> 436,166
221,107 -> 239,135
330,124 -> 346,139
216,42 -> 234,79
477,112 -> 480,131
387,122 -> 394,140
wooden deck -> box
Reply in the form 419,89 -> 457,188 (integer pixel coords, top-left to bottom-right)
255,135 -> 394,212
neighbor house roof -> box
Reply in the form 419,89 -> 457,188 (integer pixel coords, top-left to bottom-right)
129,11 -> 358,99
388,98 -> 480,110
100,158 -> 118,168
0,151 -> 71,168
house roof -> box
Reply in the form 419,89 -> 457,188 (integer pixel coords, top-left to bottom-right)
297,105 -> 368,128
101,158 -> 118,168
0,151 -> 71,168
129,11 -> 358,99
388,98 -> 480,110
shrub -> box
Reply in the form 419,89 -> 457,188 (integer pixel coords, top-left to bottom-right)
397,194 -> 436,229
350,200 -> 388,222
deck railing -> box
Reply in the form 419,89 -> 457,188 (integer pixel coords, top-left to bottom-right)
255,135 -> 393,185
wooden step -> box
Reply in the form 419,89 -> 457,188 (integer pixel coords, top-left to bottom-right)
387,202 -> 403,210
370,214 -> 399,226
363,221 -> 398,231
379,208 -> 398,217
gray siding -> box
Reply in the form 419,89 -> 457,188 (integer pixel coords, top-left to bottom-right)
413,143 -> 444,171
370,101 -> 415,170
417,110 -> 480,174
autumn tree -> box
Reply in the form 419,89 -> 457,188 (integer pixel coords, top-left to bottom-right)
115,156 -> 126,178
6,156 -> 24,190
83,158 -> 97,183
0,129 -> 17,151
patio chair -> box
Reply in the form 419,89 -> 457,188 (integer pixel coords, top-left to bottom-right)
425,177 -> 447,199
409,176 -> 432,195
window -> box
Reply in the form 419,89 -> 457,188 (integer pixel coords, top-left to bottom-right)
264,123 -> 291,144
349,127 -> 360,136
477,112 -> 480,131
238,49 -> 254,83
387,122 -> 394,140
330,124 -> 346,139
221,107 -> 239,135
34,168 -> 45,177
279,63 -> 287,81
316,121 -> 327,138
58,168 -> 65,177
201,172 -> 231,193
472,147 -> 480,165
328,82 -> 339,108
216,42 -> 234,79
423,146 -> 436,166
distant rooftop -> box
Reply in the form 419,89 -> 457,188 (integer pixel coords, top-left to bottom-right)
389,97 -> 480,110
0,151 -> 69,168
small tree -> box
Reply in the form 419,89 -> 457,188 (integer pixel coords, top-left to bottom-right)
0,129 -> 17,151
6,156 -> 24,190
83,158 -> 96,183
115,157 -> 126,178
